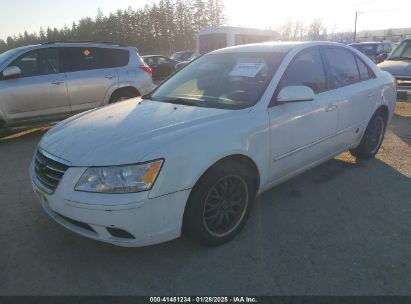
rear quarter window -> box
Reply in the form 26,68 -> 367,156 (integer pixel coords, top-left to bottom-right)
355,56 -> 375,81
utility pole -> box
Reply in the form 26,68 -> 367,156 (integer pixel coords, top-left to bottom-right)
354,11 -> 363,43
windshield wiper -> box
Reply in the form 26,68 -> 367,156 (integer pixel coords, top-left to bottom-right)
160,98 -> 207,107
141,93 -> 156,100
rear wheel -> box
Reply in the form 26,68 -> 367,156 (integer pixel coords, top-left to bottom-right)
109,89 -> 139,104
183,162 -> 256,246
350,111 -> 386,160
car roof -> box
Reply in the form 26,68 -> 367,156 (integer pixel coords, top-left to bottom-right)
211,41 -> 344,54
350,42 -> 381,45
9,42 -> 132,52
173,51 -> 193,54
44,42 -> 130,49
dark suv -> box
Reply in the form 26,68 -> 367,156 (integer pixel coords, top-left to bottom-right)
350,41 -> 395,64
379,39 -> 411,100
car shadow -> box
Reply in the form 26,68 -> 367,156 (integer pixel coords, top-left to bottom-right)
5,152 -> 409,295
390,113 -> 411,147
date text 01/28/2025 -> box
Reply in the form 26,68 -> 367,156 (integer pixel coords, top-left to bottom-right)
150,297 -> 258,303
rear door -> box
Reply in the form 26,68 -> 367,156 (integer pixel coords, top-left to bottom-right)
62,47 -> 128,112
0,48 -> 70,123
322,47 -> 376,148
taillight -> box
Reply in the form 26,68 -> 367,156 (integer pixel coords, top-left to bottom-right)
140,65 -> 152,76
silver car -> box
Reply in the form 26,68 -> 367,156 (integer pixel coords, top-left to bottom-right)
0,42 -> 155,128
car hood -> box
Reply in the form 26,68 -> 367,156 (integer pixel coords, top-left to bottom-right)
39,98 -> 244,166
378,59 -> 411,76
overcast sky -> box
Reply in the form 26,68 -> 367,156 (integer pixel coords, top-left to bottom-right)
1,0 -> 411,40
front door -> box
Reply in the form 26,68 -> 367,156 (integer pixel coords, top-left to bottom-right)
267,47 -> 339,182
0,48 -> 70,123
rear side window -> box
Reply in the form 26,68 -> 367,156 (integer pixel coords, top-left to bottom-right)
280,48 -> 327,94
323,48 -> 360,88
63,47 -> 129,72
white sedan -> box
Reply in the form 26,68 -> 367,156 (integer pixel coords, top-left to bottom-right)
30,42 -> 396,247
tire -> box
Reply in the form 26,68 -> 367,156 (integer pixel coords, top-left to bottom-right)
109,90 -> 139,104
183,161 -> 256,246
350,110 -> 386,160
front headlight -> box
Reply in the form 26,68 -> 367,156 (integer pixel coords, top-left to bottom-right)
75,160 -> 164,194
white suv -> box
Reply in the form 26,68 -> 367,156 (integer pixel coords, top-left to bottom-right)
30,42 -> 396,247
0,41 -> 155,128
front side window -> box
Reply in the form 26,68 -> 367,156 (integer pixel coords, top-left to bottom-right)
324,48 -> 360,88
63,47 -> 129,72
279,48 -> 326,94
198,33 -> 227,55
149,51 -> 286,109
10,48 -> 60,77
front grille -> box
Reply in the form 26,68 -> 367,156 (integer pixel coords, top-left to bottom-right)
34,149 -> 69,193
396,77 -> 411,88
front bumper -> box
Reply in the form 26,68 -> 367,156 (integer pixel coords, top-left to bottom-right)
30,160 -> 191,247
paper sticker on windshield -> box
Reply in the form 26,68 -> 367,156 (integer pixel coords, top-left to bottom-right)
229,63 -> 265,77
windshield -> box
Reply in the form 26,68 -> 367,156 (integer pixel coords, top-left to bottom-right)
199,33 -> 227,55
149,51 -> 286,110
389,40 -> 411,59
351,44 -> 379,56
0,48 -> 20,65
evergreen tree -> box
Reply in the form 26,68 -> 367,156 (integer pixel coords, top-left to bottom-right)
0,0 -> 227,55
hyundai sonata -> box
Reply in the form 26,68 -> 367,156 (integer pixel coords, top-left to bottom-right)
30,42 -> 396,247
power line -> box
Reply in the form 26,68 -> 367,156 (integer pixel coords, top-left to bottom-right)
362,8 -> 411,13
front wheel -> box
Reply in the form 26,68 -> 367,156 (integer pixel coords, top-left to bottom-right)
350,111 -> 386,160
183,162 -> 256,246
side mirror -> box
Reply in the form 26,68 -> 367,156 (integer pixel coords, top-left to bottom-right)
276,86 -> 315,104
2,66 -> 22,79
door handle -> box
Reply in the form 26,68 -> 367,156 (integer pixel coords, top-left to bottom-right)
325,104 -> 338,112
105,74 -> 116,80
368,93 -> 375,98
51,80 -> 64,85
